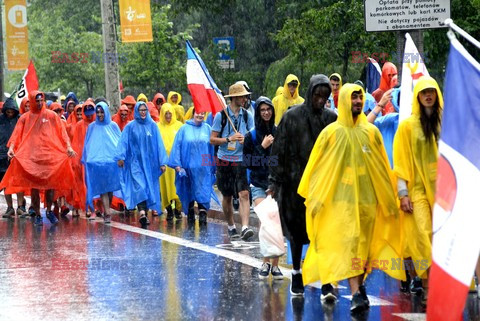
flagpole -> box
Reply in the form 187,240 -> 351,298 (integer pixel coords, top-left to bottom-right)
444,19 -> 480,50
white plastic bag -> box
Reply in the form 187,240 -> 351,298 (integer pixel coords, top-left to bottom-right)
254,196 -> 285,258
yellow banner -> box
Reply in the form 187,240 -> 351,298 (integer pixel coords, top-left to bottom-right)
5,0 -> 29,70
119,0 -> 153,43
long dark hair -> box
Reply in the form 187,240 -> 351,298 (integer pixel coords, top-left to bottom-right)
419,98 -> 441,143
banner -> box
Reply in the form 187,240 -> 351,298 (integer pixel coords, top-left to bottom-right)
119,0 -> 153,43
427,32 -> 480,320
399,33 -> 430,121
5,0 -> 29,70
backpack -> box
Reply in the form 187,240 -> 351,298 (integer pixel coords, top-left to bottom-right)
214,108 -> 251,155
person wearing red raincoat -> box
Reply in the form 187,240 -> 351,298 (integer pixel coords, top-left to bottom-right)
112,104 -> 130,131
372,62 -> 398,115
19,98 -> 30,114
0,91 -> 76,226
70,100 -> 96,218
152,93 -> 165,112
121,95 -> 136,121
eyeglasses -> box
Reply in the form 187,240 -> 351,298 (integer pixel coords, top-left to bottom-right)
138,109 -> 148,112
260,108 -> 271,114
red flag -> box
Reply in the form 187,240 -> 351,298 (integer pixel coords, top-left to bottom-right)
15,60 -> 38,107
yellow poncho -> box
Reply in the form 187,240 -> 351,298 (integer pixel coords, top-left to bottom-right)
167,91 -> 185,124
393,76 -> 443,278
158,103 -> 183,210
298,83 -> 404,285
272,74 -> 304,125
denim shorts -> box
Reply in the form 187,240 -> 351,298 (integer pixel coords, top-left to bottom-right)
250,185 -> 267,201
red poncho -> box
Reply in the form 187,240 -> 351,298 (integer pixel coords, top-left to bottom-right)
112,104 -> 130,131
68,101 -> 96,210
0,91 -> 75,194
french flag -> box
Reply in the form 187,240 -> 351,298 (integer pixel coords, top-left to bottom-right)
427,33 -> 480,320
186,40 -> 225,115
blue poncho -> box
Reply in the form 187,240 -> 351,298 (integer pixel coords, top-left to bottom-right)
82,102 -> 122,208
115,102 -> 168,211
168,120 -> 219,210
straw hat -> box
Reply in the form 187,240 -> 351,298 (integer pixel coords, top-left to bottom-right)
224,83 -> 251,98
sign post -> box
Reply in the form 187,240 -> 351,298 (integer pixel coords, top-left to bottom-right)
213,37 -> 235,69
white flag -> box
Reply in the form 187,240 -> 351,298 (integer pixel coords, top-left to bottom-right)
399,33 -> 429,122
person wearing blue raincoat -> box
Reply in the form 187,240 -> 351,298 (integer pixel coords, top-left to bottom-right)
168,110 -> 219,224
82,102 -> 122,223
366,87 -> 401,167
115,102 -> 168,226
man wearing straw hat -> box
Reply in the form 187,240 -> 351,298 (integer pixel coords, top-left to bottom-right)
210,83 -> 255,241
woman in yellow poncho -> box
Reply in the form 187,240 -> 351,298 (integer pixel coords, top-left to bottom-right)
393,76 -> 443,294
298,83 -> 404,313
158,103 -> 183,220
167,91 -> 185,124
272,74 -> 304,125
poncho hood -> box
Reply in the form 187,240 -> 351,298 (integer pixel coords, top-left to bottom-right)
282,74 -> 301,99
337,83 -> 367,128
29,90 -> 45,114
167,91 -> 182,105
134,102 -> 154,124
304,74 -> 332,112
95,102 -> 112,125
412,76 -> 443,117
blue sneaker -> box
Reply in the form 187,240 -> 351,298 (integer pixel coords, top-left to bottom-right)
46,211 -> 59,224
34,215 -> 43,226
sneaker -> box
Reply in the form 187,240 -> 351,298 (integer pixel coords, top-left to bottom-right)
28,206 -> 36,217
350,291 -> 368,314
228,228 -> 240,240
46,211 -> 59,224
139,215 -> 148,226
271,266 -> 284,280
174,209 -> 182,220
198,210 -> 207,224
410,276 -> 423,294
241,227 -> 254,241
290,273 -> 304,296
34,215 -> 43,226
61,206 -> 70,217
321,283 -> 337,304
259,262 -> 271,279
17,206 -> 28,218
104,215 -> 111,224
187,207 -> 195,222
2,207 -> 15,218
95,211 -> 103,218
359,285 -> 370,307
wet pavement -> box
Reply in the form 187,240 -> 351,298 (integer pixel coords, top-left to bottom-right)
0,198 -> 479,321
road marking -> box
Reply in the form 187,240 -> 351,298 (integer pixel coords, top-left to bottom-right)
94,218 -> 394,306
391,313 -> 426,320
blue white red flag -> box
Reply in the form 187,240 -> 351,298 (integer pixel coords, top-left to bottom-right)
427,32 -> 480,321
186,40 -> 225,115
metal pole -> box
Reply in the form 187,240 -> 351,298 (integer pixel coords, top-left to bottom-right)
100,0 -> 121,112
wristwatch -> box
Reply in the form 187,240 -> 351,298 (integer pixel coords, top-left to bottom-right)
226,137 -> 230,143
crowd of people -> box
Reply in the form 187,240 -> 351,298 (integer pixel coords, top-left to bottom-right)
1,64 -> 469,315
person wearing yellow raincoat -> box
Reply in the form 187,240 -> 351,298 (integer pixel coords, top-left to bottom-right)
298,83 -> 404,314
393,76 -> 443,299
272,74 -> 304,125
158,103 -> 183,220
275,86 -> 283,98
137,93 -> 148,103
167,91 -> 185,124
